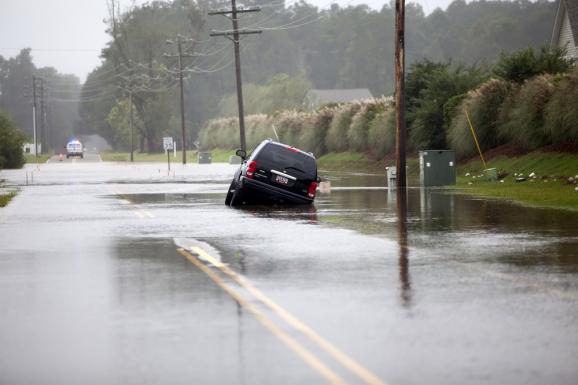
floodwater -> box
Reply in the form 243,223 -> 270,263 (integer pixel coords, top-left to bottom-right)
0,158 -> 576,385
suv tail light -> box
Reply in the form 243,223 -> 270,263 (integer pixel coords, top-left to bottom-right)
307,181 -> 318,199
246,160 -> 257,179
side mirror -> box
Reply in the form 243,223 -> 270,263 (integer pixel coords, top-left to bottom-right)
235,149 -> 247,160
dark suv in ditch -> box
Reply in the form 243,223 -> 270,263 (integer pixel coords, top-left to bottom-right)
225,139 -> 319,206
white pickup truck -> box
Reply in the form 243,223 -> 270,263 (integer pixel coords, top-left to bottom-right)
66,140 -> 83,159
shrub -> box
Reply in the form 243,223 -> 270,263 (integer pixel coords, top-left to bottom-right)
447,78 -> 512,157
497,74 -> 555,149
493,46 -> 575,84
0,111 -> 26,169
409,64 -> 486,150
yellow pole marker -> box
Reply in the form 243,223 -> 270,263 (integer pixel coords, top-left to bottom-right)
177,248 -> 349,385
464,108 -> 487,169
180,247 -> 390,385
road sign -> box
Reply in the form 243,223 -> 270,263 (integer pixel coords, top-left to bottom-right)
163,137 -> 174,151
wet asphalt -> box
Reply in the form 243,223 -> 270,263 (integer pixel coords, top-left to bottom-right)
0,154 -> 577,385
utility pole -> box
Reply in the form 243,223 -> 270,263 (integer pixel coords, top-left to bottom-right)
119,64 -> 139,162
209,1 -> 261,152
39,78 -> 46,155
165,35 -> 194,165
129,88 -> 134,162
395,0 -> 407,189
32,76 -> 38,158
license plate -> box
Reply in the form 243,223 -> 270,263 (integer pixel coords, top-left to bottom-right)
274,175 -> 289,185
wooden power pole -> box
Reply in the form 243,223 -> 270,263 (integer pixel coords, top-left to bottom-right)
32,76 -> 38,158
209,1 -> 261,152
395,0 -> 407,189
165,35 -> 193,165
39,78 -> 45,155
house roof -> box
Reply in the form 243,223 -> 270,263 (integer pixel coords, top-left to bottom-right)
552,0 -> 578,46
307,88 -> 373,104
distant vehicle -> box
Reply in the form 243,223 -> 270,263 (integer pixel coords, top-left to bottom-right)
66,140 -> 83,159
225,139 -> 319,206
198,151 -> 212,164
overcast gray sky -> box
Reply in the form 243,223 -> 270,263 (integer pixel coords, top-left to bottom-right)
0,0 -> 464,82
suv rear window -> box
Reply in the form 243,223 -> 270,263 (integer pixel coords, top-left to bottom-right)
255,144 -> 316,177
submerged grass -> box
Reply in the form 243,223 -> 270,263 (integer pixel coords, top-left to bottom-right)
0,191 -> 16,207
24,154 -> 51,164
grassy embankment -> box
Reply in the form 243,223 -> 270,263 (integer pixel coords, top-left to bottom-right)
100,149 -> 237,162
320,150 -> 578,210
454,151 -> 578,210
313,149 -> 578,210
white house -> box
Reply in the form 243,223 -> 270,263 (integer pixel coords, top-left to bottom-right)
22,143 -> 41,156
551,0 -> 578,59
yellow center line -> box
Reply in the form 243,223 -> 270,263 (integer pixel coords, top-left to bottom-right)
179,247 -> 390,385
177,248 -> 348,385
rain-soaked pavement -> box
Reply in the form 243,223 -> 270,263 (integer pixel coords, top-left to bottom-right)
1,154 -> 577,385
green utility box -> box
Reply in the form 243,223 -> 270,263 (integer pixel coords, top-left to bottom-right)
198,152 -> 212,164
419,150 -> 456,186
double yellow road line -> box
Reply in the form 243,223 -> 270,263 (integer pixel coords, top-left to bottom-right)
177,247 -> 389,385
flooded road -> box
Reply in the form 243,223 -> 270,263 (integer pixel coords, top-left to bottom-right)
1,161 -> 577,385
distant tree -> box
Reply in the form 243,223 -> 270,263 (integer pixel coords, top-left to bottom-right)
0,111 -> 26,169
218,73 -> 311,117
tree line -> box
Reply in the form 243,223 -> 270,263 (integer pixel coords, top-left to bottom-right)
0,49 -> 81,156
77,0 -> 557,152
0,0 -> 559,157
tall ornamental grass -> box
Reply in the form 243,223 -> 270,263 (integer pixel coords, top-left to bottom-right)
367,108 -> 395,158
447,78 -> 512,157
347,100 -> 387,152
325,103 -> 362,152
497,74 -> 555,149
544,68 -> 578,145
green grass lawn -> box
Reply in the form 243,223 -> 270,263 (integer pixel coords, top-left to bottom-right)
454,151 -> 578,211
100,149 -> 237,163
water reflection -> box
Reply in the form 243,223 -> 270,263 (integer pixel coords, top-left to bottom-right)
244,204 -> 319,224
396,188 -> 412,308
